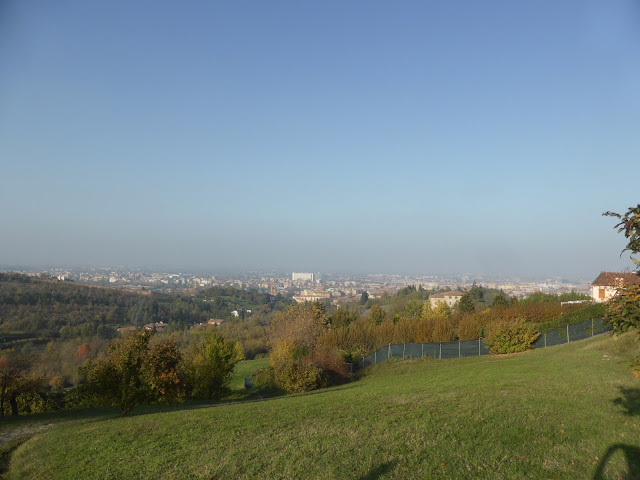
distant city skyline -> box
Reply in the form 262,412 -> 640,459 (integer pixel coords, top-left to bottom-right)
0,262 -> 630,284
0,265 -> 598,302
1,1 -> 639,277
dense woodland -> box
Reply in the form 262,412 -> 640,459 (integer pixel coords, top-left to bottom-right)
0,273 -> 293,348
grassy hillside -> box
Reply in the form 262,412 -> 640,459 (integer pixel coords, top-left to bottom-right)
5,333 -> 640,479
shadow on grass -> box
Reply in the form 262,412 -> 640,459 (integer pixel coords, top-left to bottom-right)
357,460 -> 396,480
0,406 -> 121,432
593,444 -> 640,480
2,381 -> 357,436
613,387 -> 640,416
0,440 -> 21,478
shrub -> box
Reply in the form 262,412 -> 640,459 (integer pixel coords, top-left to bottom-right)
272,359 -> 326,394
484,319 -> 540,354
250,366 -> 275,389
312,345 -> 350,385
270,340 -> 327,393
183,330 -> 243,400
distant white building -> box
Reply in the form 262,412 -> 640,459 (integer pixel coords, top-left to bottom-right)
292,272 -> 314,282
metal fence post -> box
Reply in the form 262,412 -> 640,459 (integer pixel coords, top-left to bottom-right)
544,333 -> 547,348
388,343 -> 391,359
478,338 -> 481,356
421,343 -> 424,358
567,324 -> 570,343
591,318 -> 594,336
439,343 -> 442,359
458,341 -> 461,358
374,351 -> 377,365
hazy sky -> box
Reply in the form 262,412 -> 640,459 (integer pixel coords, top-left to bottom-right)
1,1 -> 639,277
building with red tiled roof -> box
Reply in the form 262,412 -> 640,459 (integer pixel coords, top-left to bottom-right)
590,272 -> 640,303
429,290 -> 465,308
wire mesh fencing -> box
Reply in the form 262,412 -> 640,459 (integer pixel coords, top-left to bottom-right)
355,317 -> 611,370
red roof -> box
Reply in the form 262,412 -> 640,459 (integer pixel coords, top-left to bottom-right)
591,272 -> 640,286
430,291 -> 465,299
444,291 -> 465,297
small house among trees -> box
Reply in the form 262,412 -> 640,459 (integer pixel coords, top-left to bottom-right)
429,290 -> 465,308
590,272 -> 640,303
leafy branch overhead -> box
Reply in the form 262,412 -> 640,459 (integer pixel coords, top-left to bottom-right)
603,204 -> 640,267
603,203 -> 640,377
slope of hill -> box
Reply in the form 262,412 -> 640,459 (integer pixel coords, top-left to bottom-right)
5,333 -> 640,479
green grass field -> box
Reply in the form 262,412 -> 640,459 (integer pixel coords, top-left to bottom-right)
3,334 -> 640,479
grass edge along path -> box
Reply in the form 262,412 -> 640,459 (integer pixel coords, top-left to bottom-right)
5,332 -> 640,479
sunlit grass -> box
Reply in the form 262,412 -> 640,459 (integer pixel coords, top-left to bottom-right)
5,333 -> 640,479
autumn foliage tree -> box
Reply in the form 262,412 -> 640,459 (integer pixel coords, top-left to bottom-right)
270,302 -> 327,351
82,330 -> 185,414
146,340 -> 184,403
269,302 -> 342,393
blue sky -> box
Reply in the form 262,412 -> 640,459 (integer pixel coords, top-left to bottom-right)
1,1 -> 639,277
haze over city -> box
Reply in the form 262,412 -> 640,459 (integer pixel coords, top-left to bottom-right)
1,1 -> 639,277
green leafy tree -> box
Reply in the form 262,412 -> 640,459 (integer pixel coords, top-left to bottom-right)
82,330 -> 153,414
458,293 -> 475,314
367,304 -> 387,325
604,204 -> 640,267
329,308 -> 358,328
0,356 -> 33,417
360,291 -> 369,305
469,282 -> 484,303
603,204 -> 640,376
421,301 -> 433,320
492,293 -> 509,308
183,330 -> 243,400
431,302 -> 452,318
400,300 -> 424,319
603,205 -> 640,333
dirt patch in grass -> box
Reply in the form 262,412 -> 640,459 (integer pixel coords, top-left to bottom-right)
0,423 -> 53,445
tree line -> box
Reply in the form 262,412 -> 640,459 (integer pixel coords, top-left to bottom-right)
0,273 -> 292,346
0,328 -> 243,417
252,285 -> 598,394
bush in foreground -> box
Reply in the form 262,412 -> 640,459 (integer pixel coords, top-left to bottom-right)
483,319 -> 540,354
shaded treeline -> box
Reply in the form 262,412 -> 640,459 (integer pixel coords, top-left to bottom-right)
0,273 -> 292,347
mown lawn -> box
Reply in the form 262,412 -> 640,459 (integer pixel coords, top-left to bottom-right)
5,333 -> 640,479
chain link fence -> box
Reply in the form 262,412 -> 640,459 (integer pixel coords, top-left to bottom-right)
355,317 -> 611,371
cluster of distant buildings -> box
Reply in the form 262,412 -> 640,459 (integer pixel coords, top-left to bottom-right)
11,266 -> 639,309
427,272 -> 640,309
